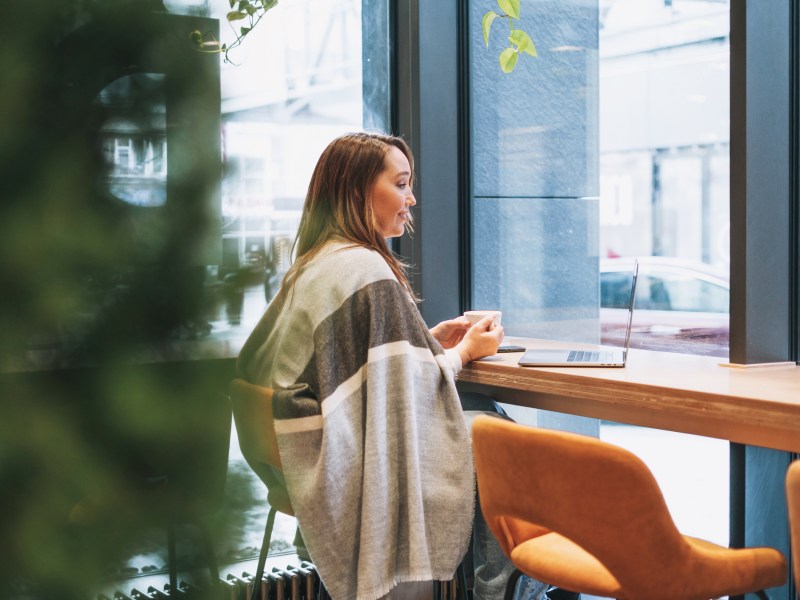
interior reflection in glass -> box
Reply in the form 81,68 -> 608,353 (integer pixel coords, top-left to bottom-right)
95,73 -> 167,207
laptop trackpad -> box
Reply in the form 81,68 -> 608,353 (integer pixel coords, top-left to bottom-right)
518,350 -> 573,366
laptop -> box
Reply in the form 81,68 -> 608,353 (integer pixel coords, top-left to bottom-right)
518,260 -> 639,368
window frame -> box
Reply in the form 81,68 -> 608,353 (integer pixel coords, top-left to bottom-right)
730,0 -> 796,365
393,0 -> 466,326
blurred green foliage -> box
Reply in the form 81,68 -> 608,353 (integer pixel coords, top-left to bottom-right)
0,2 -> 249,598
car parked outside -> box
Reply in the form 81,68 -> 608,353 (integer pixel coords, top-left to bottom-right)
600,257 -> 730,357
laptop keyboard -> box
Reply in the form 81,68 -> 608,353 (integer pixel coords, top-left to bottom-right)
567,350 -> 616,363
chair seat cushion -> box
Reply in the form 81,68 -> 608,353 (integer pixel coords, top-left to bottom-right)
682,535 -> 787,597
510,532 -> 622,598
511,532 -> 786,600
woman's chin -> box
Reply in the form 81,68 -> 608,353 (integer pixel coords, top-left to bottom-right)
382,227 -> 406,239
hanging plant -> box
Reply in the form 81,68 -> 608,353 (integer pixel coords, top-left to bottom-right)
482,0 -> 537,73
190,0 -> 278,64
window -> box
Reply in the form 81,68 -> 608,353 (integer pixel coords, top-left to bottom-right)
599,0 -> 730,358
469,0 -> 730,358
468,0 -> 599,345
14,0 -> 388,585
6,0 -> 390,585
169,0 -> 384,573
211,0 -> 368,343
467,0 -> 730,550
97,74 -> 169,207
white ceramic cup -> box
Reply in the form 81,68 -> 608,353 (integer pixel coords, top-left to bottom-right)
464,310 -> 502,327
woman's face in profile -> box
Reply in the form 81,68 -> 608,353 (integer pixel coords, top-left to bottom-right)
370,146 -> 416,238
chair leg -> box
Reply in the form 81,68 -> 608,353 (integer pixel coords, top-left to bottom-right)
251,507 -> 277,600
435,562 -> 469,600
503,569 -> 524,600
754,591 -> 770,600
195,520 -> 220,594
433,577 -> 458,600
167,522 -> 178,595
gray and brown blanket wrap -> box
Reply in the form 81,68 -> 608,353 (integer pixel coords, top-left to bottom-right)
237,239 -> 474,600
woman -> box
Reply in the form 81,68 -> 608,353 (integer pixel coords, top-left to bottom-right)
237,132 -> 547,600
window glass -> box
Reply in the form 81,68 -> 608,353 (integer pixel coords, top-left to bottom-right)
599,0 -> 730,359
637,273 -> 729,313
97,74 -> 168,208
470,0 -> 731,554
81,0 -> 379,582
205,0 -> 373,570
470,0 -> 600,343
210,0 -> 366,349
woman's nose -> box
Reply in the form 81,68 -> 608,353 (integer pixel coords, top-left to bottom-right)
407,192 -> 417,206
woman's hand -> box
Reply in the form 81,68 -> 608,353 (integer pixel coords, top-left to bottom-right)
455,315 -> 504,364
430,316 -> 471,349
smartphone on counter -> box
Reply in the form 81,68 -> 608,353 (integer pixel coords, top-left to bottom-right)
497,344 -> 527,353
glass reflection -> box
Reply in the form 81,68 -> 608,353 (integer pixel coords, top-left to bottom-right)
599,0 -> 730,357
97,74 -> 167,208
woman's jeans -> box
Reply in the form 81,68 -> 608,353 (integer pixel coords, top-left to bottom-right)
460,392 -> 549,600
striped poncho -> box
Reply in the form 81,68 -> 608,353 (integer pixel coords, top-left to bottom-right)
236,237 -> 475,600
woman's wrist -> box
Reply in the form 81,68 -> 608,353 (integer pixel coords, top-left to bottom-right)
456,342 -> 472,365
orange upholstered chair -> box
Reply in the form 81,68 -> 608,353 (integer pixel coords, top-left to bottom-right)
472,415 -> 787,600
786,459 -> 800,598
229,379 -> 295,600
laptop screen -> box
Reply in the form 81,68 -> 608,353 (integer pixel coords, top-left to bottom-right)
622,259 -> 640,354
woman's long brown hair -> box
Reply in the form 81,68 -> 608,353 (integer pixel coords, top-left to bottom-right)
281,132 -> 415,296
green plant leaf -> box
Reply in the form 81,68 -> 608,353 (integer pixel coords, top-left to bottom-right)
497,0 -> 520,20
240,26 -> 251,36
226,10 -> 246,21
238,0 -> 256,14
499,47 -> 518,73
482,11 -> 498,46
509,29 -> 537,56
261,0 -> 278,8
229,0 -> 236,7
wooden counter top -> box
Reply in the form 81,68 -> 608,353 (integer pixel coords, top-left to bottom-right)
458,338 -> 800,453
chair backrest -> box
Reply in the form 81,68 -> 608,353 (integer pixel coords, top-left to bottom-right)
786,459 -> 800,597
472,415 -> 694,593
229,378 -> 292,515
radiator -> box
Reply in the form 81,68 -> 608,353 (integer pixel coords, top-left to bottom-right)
223,562 -> 327,600
96,561 -> 326,600
97,562 -> 463,599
